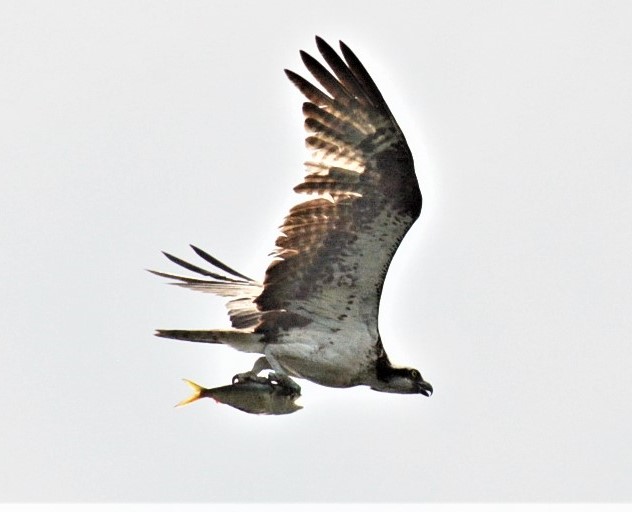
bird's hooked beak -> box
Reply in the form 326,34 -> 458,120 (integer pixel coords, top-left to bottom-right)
417,380 -> 433,397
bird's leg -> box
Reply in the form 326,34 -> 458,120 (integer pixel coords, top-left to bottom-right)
232,357 -> 271,385
232,353 -> 302,394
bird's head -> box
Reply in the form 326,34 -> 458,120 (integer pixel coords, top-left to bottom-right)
373,366 -> 433,395
373,354 -> 433,396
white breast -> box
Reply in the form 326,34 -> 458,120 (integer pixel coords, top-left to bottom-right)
266,321 -> 377,388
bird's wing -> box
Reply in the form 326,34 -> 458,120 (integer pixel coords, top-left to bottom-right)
149,245 -> 264,330
254,37 -> 421,335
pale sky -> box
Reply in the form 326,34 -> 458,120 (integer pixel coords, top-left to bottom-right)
1,0 -> 631,502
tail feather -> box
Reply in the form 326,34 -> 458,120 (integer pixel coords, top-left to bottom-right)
155,329 -> 264,353
155,329 -> 223,343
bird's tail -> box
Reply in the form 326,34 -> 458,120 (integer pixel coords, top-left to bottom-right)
155,329 -> 264,353
155,329 -> 223,343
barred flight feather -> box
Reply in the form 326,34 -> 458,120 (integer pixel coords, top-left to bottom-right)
254,37 -> 420,329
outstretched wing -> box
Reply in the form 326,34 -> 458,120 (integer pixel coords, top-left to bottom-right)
255,37 -> 421,334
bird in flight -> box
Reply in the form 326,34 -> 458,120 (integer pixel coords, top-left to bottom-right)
151,36 -> 433,407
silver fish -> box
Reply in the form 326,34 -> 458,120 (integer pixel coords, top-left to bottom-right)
176,377 -> 302,415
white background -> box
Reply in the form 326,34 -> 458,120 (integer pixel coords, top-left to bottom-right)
1,0 -> 631,502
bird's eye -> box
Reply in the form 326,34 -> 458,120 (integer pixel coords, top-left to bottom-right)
410,369 -> 420,380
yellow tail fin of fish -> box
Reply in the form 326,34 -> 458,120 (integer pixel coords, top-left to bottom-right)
176,379 -> 204,407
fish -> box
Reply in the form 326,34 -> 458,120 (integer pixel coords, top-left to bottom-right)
176,376 -> 303,415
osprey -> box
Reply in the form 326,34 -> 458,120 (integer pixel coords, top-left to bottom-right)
152,36 -> 433,399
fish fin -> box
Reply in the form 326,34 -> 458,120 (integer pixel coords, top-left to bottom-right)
176,379 -> 204,407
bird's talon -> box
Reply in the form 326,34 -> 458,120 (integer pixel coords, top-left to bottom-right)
232,371 -> 252,384
268,372 -> 301,394
233,371 -> 269,385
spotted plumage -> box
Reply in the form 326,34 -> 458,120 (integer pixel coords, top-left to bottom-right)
152,37 -> 433,400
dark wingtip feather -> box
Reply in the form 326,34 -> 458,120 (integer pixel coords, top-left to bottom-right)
314,37 -> 371,107
300,49 -> 348,100
189,245 -> 255,282
161,250 -> 238,281
285,68 -> 333,107
147,269 -> 214,285
315,36 -> 335,58
338,39 -> 351,54
337,40 -> 392,116
147,268 -> 176,279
